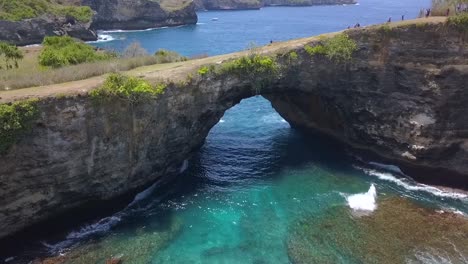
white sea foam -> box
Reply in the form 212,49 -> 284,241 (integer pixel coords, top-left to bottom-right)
219,119 -> 226,123
42,215 -> 122,253
66,216 -> 121,240
360,168 -> 468,200
87,34 -> 115,43
42,178 -> 167,253
101,27 -> 162,33
347,184 -> 377,212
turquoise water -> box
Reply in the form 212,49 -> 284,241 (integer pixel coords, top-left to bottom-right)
5,1 -> 468,263
27,98 -> 468,264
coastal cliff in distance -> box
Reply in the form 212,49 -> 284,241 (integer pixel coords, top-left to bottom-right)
0,18 -> 466,240
81,0 -> 198,30
194,0 -> 355,10
0,0 -> 198,45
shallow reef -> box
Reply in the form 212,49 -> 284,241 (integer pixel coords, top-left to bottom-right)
287,197 -> 468,263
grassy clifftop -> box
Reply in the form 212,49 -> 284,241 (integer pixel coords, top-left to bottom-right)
0,0 -> 93,22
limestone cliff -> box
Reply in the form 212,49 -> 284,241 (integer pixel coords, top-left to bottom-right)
0,15 -> 97,46
0,0 -> 198,45
0,19 -> 467,239
81,0 -> 198,30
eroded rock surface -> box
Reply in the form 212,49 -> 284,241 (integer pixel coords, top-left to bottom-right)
0,16 -> 97,46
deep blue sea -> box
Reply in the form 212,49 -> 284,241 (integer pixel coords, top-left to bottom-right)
92,0 -> 430,56
6,1 -> 468,263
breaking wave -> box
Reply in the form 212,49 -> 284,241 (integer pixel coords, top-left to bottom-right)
359,167 -> 468,200
346,184 -> 377,212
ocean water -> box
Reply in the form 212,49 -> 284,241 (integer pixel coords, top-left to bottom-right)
92,0 -> 430,56
5,1 -> 468,263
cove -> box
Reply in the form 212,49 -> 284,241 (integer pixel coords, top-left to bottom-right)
2,21 -> 468,262
4,97 -> 468,263
1,0 -> 468,263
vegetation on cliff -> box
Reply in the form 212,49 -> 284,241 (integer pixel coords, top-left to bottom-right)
447,12 -> 468,33
0,42 -> 23,69
304,33 -> 357,62
1,40 -> 189,90
90,73 -> 167,104
38,36 -> 116,68
431,0 -> 468,16
0,0 -> 93,22
196,53 -> 279,93
0,99 -> 39,153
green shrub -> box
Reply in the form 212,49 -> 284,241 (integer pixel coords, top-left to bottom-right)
219,54 -> 279,92
304,44 -> 327,56
447,13 -> 468,33
154,49 -> 187,63
0,42 -> 23,70
0,0 -> 93,22
288,51 -> 299,61
39,36 -> 115,68
0,99 -> 39,153
304,34 -> 357,62
198,66 -> 211,76
220,55 -> 278,76
90,73 -> 166,104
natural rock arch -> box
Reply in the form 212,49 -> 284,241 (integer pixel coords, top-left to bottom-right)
0,20 -> 467,239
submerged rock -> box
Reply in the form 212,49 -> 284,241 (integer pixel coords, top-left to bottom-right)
39,216 -> 182,264
287,197 -> 468,263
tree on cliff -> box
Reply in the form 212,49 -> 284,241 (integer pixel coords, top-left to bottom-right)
0,42 -> 23,70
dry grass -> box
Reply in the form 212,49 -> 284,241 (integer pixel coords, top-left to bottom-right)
0,46 -> 186,90
0,18 -> 449,103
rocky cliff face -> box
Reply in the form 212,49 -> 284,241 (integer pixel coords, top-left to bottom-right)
0,15 -> 97,46
0,0 -> 198,45
81,0 -> 198,30
0,21 -> 467,239
194,0 -> 354,10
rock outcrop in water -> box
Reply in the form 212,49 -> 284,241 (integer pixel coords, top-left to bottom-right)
0,16 -> 97,46
0,19 -> 467,239
194,0 -> 355,10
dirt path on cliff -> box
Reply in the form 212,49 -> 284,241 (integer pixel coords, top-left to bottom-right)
0,17 -> 447,103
